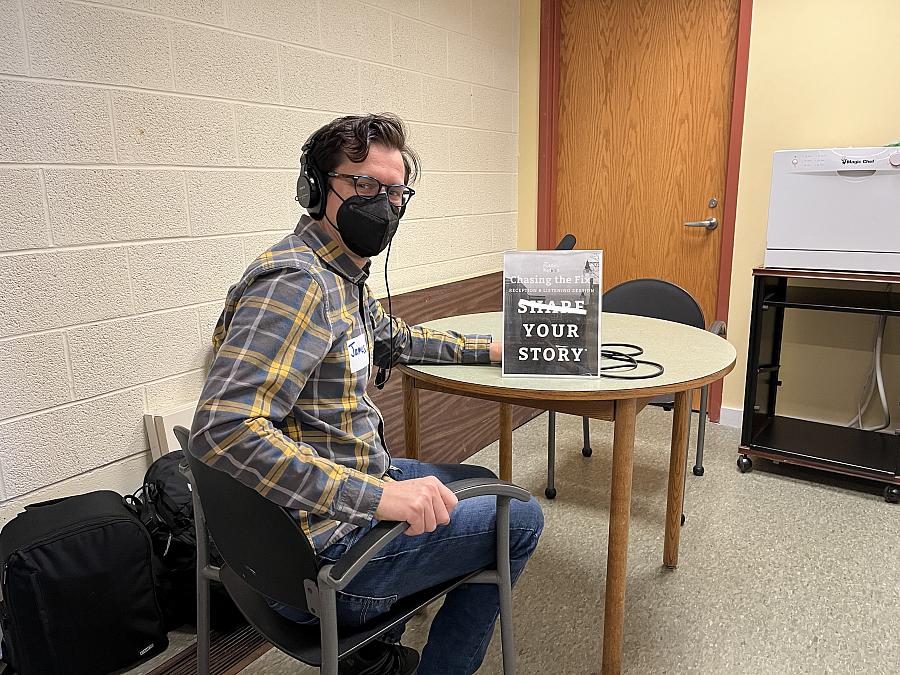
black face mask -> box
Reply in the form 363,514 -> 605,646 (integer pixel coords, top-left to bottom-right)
329,191 -> 401,258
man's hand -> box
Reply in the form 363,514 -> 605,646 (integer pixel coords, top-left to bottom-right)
489,341 -> 502,363
375,477 -> 459,536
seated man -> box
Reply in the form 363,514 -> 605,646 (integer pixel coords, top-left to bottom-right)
190,113 -> 543,675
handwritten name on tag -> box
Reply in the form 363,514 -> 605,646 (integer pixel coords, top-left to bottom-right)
347,334 -> 369,373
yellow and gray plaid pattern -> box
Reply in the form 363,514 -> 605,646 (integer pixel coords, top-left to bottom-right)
190,216 -> 492,553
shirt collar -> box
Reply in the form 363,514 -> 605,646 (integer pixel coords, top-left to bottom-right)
294,215 -> 369,284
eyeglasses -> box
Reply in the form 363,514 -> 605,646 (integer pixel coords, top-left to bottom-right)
327,172 -> 416,207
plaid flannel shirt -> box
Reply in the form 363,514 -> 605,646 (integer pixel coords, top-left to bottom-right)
190,216 -> 493,553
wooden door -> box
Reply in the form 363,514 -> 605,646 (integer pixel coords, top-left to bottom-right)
556,0 -> 739,322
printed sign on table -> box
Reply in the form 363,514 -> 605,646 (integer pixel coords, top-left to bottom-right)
502,250 -> 602,377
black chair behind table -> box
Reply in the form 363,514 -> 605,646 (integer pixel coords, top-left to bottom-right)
171,426 -> 531,675
543,278 -> 727,502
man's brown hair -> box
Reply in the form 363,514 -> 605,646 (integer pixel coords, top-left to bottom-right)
310,113 -> 421,183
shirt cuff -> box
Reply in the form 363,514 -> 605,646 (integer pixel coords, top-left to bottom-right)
331,467 -> 385,526
461,333 -> 493,364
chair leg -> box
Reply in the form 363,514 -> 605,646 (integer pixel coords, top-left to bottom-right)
318,586 -> 339,675
496,497 -> 516,675
681,417 -> 691,526
197,566 -> 211,675
545,411 -> 557,499
582,416 -> 593,457
190,487 -> 212,675
693,385 -> 709,476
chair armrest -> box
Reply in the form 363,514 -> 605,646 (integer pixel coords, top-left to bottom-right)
708,320 -> 726,337
441,477 -> 532,503
322,477 -> 532,590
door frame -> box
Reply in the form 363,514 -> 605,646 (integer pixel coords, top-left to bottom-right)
536,0 -> 754,422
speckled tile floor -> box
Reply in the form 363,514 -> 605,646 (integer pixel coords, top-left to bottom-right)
139,408 -> 900,674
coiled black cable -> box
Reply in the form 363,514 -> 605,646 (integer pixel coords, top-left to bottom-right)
599,342 -> 665,380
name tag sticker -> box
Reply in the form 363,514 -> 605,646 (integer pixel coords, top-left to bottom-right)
347,334 -> 369,373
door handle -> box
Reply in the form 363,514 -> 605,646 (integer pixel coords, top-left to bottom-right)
683,217 -> 718,231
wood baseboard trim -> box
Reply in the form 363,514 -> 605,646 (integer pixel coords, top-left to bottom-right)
146,625 -> 271,675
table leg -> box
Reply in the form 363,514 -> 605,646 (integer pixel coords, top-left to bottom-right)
602,397 -> 636,675
499,403 -> 513,482
402,372 -> 420,461
664,389 -> 691,569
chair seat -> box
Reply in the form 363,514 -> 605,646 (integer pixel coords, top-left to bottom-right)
649,393 -> 675,408
219,565 -> 481,666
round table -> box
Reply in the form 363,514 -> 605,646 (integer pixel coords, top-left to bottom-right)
398,311 -> 736,674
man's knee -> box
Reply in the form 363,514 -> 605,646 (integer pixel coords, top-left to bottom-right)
509,496 -> 544,559
434,462 -> 496,480
463,464 -> 497,480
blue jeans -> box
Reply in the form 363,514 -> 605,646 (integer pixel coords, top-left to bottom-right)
272,459 -> 544,674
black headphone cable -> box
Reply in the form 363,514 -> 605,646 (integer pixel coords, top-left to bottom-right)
374,240 -> 395,390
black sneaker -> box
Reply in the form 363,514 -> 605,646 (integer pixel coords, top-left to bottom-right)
338,640 -> 419,675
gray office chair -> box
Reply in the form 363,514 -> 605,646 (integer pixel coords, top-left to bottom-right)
544,279 -> 726,500
172,426 -> 531,675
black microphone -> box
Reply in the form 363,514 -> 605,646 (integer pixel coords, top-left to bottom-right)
555,233 -> 576,250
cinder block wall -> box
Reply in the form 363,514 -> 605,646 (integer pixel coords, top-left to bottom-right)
0,0 -> 519,523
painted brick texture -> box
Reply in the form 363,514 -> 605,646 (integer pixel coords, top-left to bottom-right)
0,0 -> 519,521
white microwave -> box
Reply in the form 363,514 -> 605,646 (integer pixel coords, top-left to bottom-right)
764,146 -> 900,274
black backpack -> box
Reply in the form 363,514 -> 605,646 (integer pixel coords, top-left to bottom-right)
0,490 -> 168,675
131,449 -> 244,631
131,448 -> 197,575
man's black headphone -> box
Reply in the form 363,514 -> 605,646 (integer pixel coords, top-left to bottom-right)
296,123 -> 412,221
296,128 -> 328,220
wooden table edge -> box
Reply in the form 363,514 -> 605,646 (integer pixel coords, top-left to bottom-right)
397,360 -> 736,402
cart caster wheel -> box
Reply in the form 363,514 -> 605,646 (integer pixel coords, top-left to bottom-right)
582,446 -> 593,457
692,465 -> 705,477
680,513 -> 685,526
737,455 -> 753,473
884,485 -> 900,504
544,487 -> 557,500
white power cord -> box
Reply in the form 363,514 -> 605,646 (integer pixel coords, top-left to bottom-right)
848,332 -> 877,429
847,285 -> 893,432
865,314 -> 890,432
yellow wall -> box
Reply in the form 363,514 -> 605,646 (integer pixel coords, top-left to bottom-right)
518,0 -> 900,427
725,0 -> 900,425
517,0 -> 540,251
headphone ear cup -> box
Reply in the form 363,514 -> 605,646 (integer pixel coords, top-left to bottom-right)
296,160 -> 326,219
296,127 -> 328,220
296,173 -> 313,208
307,164 -> 327,220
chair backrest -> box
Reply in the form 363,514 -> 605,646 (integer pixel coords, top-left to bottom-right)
172,426 -> 318,612
602,278 -> 705,329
